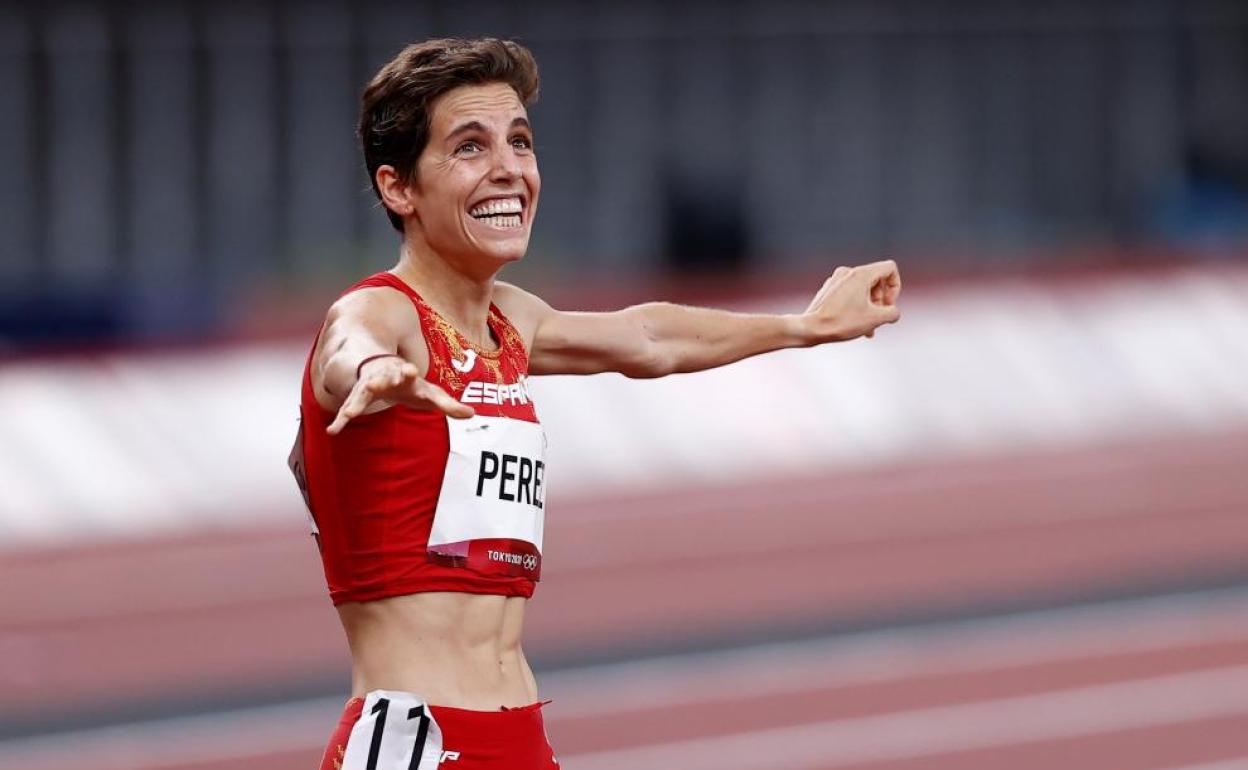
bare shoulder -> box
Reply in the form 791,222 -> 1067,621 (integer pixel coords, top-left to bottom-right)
310,283 -> 427,410
492,281 -> 554,351
325,284 -> 417,332
321,285 -> 419,344
315,284 -> 423,366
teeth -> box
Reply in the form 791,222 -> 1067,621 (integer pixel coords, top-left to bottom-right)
469,197 -> 522,217
474,214 -> 522,229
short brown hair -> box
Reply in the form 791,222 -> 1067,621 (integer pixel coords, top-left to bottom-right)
358,38 -> 540,232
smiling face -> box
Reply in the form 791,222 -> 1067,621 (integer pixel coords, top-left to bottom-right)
403,82 -> 540,274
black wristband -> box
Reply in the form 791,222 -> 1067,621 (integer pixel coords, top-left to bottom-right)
355,353 -> 403,380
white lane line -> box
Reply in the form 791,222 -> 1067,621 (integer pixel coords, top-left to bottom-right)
560,664 -> 1248,770
5,663 -> 1246,770
4,588 -> 1248,770
542,588 -> 1248,717
0,695 -> 343,770
1163,761 -> 1248,770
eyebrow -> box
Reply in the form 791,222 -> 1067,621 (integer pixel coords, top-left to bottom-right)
446,117 -> 532,142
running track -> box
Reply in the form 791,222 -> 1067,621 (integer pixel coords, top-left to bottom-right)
2,428 -> 1247,769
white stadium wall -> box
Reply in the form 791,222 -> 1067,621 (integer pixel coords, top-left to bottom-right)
1,265 -> 1247,549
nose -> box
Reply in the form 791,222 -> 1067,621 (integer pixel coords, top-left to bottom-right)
488,142 -> 521,182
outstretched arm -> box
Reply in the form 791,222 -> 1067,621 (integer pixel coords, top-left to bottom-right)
503,260 -> 901,378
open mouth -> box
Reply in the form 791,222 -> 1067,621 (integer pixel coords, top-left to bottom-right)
468,195 -> 525,230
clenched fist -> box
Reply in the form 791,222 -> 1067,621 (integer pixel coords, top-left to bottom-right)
800,260 -> 902,343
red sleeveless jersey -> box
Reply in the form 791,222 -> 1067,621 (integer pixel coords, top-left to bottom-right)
292,272 -> 545,605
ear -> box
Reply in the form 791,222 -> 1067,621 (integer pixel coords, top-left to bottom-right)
375,165 -> 416,221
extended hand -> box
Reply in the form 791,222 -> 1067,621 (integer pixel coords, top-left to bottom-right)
327,356 -> 474,435
802,260 -> 902,343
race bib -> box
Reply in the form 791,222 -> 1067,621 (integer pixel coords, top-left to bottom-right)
427,415 -> 547,580
342,690 -> 444,770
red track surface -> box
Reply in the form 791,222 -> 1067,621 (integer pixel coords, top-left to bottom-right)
3,429 -> 1247,768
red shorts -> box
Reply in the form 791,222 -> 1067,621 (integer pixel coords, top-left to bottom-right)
319,690 -> 559,770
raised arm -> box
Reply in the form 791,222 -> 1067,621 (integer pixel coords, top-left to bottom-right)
498,260 -> 901,378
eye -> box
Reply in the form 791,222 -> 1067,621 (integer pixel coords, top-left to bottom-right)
511,135 -> 533,151
456,141 -> 482,155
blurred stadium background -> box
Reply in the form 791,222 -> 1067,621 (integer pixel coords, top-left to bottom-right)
3,0 -> 1248,768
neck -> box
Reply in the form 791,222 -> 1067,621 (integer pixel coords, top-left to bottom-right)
393,236 -> 496,345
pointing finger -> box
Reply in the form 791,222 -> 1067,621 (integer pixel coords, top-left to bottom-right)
442,398 -> 475,420
433,389 -> 475,420
416,380 -> 475,419
327,398 -> 362,435
327,409 -> 351,435
327,383 -> 375,435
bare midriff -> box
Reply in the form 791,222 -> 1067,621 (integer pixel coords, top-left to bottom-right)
336,591 -> 537,711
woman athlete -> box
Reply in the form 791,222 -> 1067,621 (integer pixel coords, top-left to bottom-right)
293,38 -> 901,770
